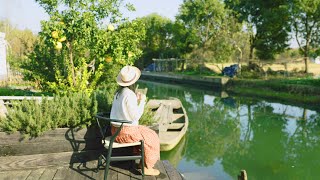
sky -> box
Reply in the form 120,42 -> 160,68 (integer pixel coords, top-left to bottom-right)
0,0 -> 298,48
0,0 -> 183,33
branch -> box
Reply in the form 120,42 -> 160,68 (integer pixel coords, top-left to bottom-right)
293,20 -> 303,52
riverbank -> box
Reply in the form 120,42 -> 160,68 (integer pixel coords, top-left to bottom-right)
141,71 -> 320,108
226,78 -> 320,108
141,71 -> 229,89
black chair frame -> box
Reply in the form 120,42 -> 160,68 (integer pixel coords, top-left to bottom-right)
95,113 -> 145,180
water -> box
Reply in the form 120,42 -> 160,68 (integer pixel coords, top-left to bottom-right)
137,80 -> 320,180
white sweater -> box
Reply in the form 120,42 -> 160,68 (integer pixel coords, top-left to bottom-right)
110,87 -> 146,126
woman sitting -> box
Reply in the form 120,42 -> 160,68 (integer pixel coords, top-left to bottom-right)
110,65 -> 160,176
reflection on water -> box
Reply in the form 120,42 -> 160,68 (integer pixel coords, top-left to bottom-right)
161,136 -> 186,168
138,80 -> 320,180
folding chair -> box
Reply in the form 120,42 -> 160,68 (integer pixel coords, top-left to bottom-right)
95,113 -> 145,180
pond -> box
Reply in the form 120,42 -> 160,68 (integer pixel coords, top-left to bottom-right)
137,80 -> 320,180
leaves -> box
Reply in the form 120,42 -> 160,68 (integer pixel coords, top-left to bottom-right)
0,92 -> 98,137
226,0 -> 291,60
177,0 -> 245,65
23,0 -> 145,94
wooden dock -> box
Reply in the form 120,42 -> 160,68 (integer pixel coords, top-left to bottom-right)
0,127 -> 183,180
0,159 -> 180,180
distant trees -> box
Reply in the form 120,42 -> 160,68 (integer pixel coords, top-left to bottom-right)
135,0 -> 249,71
176,0 -> 246,68
0,20 -> 37,70
4,0 -> 320,79
136,13 -> 195,68
136,14 -> 174,68
225,0 -> 320,73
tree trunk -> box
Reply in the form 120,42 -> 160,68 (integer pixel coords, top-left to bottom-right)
304,44 -> 309,73
68,41 -> 76,86
249,34 -> 255,60
304,56 -> 309,73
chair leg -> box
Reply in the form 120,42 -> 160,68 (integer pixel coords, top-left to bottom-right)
104,147 -> 113,180
141,140 -> 145,179
104,161 -> 110,180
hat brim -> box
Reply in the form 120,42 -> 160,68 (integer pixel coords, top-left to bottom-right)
116,66 -> 141,86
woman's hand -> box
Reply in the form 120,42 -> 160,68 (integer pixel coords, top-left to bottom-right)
136,92 -> 146,103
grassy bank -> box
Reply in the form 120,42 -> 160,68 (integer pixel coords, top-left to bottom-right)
0,87 -> 51,96
226,78 -> 320,107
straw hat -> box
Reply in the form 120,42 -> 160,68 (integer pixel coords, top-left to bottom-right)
116,65 -> 141,87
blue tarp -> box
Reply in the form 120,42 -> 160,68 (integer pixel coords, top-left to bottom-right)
144,63 -> 157,72
222,64 -> 239,78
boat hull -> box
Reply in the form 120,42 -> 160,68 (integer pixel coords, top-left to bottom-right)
147,98 -> 189,151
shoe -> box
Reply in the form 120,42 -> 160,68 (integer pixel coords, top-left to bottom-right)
144,168 -> 160,176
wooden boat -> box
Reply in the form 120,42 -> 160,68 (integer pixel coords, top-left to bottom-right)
146,98 -> 189,151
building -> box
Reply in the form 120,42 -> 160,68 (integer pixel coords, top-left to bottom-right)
0,32 -> 8,80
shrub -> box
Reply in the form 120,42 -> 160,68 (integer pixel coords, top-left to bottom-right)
139,107 -> 157,126
0,92 -> 97,137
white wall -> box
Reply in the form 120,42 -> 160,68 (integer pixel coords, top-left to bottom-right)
0,32 -> 7,80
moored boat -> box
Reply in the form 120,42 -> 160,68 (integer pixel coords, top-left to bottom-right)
146,98 -> 189,151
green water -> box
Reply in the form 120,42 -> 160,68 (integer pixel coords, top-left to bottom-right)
138,80 -> 320,180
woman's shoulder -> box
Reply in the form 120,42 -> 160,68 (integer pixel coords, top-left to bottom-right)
122,87 -> 135,96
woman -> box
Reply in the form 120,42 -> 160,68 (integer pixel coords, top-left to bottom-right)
110,65 -> 160,176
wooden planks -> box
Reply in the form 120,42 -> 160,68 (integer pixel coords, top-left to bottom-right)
0,152 -> 73,171
0,169 -> 32,180
26,168 -> 46,180
162,160 -> 183,180
155,160 -> 170,180
147,98 -> 188,151
146,99 -> 181,109
155,104 -> 173,132
0,127 -> 101,145
0,160 -> 181,180
0,150 -> 103,171
39,168 -> 58,180
167,123 -> 185,130
171,114 -> 184,122
0,127 -> 103,156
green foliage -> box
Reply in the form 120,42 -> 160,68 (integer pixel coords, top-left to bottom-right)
177,0 -> 245,65
290,0 -> 320,72
136,14 -> 184,68
277,78 -> 320,87
275,48 -> 302,60
22,0 -> 145,94
0,92 -> 97,137
225,0 -> 291,60
139,107 -> 157,126
179,65 -> 220,76
94,84 -> 118,113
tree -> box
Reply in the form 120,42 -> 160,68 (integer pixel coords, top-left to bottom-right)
22,0 -> 145,94
136,14 -> 174,68
0,20 -> 37,70
176,0 -> 244,69
290,0 -> 320,73
225,0 -> 291,60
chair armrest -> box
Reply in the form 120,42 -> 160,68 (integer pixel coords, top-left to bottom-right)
95,114 -> 133,124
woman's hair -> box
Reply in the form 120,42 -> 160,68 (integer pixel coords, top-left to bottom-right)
115,83 -> 136,99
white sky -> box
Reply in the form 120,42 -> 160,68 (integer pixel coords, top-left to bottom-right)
0,0 -> 298,48
0,0 -> 183,33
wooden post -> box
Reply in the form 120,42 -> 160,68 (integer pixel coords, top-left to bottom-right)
238,170 -> 247,180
